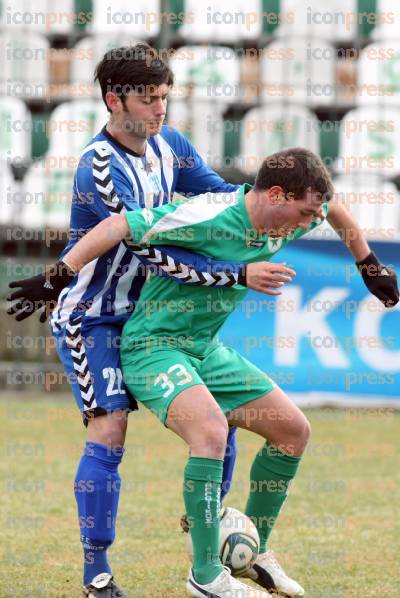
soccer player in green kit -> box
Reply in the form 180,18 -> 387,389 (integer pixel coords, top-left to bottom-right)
49,147 -> 399,597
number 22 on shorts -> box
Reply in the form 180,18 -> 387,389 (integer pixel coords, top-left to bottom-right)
154,363 -> 193,398
102,367 -> 126,396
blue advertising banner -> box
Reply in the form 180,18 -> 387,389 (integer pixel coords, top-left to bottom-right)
220,239 -> 400,405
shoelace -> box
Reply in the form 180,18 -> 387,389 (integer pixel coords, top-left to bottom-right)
260,550 -> 284,573
213,566 -> 242,589
216,566 -> 233,585
222,567 -> 253,590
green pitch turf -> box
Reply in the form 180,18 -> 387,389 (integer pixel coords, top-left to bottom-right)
0,394 -> 399,597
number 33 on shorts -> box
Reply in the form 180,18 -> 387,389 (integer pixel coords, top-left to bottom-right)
154,363 -> 193,398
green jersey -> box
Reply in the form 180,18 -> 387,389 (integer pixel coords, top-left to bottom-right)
123,184 -> 328,357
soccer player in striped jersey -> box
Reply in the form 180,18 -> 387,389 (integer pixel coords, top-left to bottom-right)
7,43 -> 269,597
44,147 -> 399,597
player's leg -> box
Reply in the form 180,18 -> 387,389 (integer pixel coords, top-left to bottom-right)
167,384 -> 228,583
227,388 -> 310,548
180,424 -> 237,532
55,318 -> 135,595
226,389 -> 308,597
180,418 -> 236,536
122,346 -> 271,597
145,370 -> 228,585
77,411 -> 127,590
202,346 -> 307,596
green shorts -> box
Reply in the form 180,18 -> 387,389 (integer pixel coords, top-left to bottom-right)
121,343 -> 276,424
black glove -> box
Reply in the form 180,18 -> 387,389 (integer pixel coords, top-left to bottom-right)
7,260 -> 76,322
356,251 -> 399,308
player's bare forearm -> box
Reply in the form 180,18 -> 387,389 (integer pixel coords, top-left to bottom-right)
64,214 -> 130,272
327,202 -> 370,262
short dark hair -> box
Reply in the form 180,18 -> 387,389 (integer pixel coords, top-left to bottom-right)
254,147 -> 334,202
94,42 -> 174,112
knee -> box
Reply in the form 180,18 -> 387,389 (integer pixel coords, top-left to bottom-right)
190,418 -> 229,460
286,414 -> 311,456
299,417 -> 311,450
103,418 -> 126,448
269,411 -> 311,457
87,411 -> 128,448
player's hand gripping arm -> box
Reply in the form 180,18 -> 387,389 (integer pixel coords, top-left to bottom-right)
133,244 -> 295,294
327,202 -> 399,307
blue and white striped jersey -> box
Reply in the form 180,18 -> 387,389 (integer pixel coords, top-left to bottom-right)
50,125 -> 239,331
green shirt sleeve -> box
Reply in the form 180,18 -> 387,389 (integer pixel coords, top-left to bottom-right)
125,190 -> 238,250
125,201 -> 185,246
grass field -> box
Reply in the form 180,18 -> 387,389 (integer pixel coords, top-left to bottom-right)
1,393 -> 399,598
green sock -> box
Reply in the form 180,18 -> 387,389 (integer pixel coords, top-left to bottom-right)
245,442 -> 301,553
184,456 -> 224,585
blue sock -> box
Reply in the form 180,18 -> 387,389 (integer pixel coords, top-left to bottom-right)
74,441 -> 124,586
221,427 -> 237,501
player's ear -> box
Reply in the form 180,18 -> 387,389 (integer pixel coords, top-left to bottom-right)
267,186 -> 285,205
105,91 -> 121,113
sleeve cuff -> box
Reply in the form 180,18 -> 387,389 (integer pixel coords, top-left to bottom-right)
238,265 -> 247,286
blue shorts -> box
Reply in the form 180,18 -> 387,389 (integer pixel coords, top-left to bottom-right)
54,315 -> 138,425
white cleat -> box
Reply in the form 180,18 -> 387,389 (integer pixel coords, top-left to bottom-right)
187,566 -> 272,597
243,551 -> 304,597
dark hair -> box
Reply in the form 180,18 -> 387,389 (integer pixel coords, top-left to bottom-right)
254,147 -> 334,202
94,42 -> 174,112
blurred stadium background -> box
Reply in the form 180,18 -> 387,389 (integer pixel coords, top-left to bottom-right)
1,2 -> 400,596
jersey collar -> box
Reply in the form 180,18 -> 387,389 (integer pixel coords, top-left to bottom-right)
101,126 -> 146,157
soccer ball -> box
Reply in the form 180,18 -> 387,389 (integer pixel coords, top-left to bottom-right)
186,506 -> 260,577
